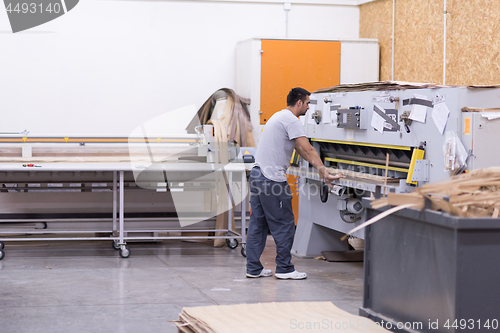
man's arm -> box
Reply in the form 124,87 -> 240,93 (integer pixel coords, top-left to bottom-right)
294,136 -> 344,186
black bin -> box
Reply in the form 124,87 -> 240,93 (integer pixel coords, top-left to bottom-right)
359,204 -> 500,333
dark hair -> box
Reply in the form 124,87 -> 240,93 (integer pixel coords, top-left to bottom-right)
286,87 -> 311,106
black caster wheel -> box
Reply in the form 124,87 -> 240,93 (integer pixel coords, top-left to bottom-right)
226,239 -> 239,249
119,247 -> 131,258
0,241 -> 4,249
0,249 -> 4,260
241,245 -> 246,257
112,241 -> 120,250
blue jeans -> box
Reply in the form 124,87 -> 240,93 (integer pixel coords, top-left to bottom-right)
246,166 -> 295,275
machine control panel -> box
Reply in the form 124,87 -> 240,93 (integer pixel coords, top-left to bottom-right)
336,108 -> 366,130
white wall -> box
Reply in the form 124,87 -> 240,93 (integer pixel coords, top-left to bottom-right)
0,0 -> 360,136
340,40 -> 380,84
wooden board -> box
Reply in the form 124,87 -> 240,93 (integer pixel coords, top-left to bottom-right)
360,0 -> 500,85
326,167 -> 401,183
359,0 -> 393,81
177,302 -> 391,333
461,107 -> 500,112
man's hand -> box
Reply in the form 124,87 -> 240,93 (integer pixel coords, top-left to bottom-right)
319,166 -> 344,187
293,138 -> 345,187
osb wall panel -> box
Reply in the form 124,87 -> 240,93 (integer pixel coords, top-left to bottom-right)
446,0 -> 500,85
360,0 -> 500,85
359,0 -> 393,81
360,0 -> 443,83
394,0 -> 443,84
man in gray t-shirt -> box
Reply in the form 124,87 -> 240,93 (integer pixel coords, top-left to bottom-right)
254,108 -> 307,182
246,87 -> 343,280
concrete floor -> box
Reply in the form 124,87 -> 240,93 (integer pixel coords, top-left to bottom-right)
0,236 -> 364,333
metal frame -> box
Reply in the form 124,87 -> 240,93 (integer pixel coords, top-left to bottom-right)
0,163 -> 249,259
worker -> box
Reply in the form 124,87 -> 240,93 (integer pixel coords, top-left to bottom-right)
246,87 -> 344,280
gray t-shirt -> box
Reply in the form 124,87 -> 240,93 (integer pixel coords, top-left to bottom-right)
255,109 -> 307,182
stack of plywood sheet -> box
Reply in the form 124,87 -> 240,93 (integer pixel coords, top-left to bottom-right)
314,81 -> 440,93
175,302 -> 390,333
314,81 -> 500,94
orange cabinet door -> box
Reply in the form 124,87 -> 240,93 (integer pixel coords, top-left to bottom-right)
260,39 -> 341,124
260,39 -> 341,224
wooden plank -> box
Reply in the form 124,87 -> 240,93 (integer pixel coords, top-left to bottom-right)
326,167 -> 401,183
450,192 -> 500,204
383,153 -> 389,198
371,199 -> 389,209
462,107 -> 500,112
343,203 -> 418,240
493,208 -> 500,218
386,192 -> 425,210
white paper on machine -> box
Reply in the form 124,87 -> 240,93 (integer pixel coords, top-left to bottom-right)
322,103 -> 331,124
432,102 -> 450,135
307,109 -> 316,125
481,112 -> 500,120
409,93 -> 429,123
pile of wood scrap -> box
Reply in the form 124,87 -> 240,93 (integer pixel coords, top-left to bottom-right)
371,167 -> 500,218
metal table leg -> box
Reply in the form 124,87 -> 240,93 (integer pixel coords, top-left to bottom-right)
241,169 -> 247,257
113,171 -> 117,233
112,171 -> 120,250
118,170 -> 130,258
225,171 -> 239,249
228,171 -> 233,232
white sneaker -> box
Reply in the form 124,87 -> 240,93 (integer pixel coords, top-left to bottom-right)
275,270 -> 307,280
246,269 -> 272,278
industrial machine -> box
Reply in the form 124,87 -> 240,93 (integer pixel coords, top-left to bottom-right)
289,83 -> 500,257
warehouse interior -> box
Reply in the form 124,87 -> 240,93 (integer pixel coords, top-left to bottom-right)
1,0 -> 500,332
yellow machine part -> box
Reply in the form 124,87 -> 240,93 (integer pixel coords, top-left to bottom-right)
324,157 -> 410,173
406,148 -> 425,185
311,139 -> 412,151
288,150 -> 301,225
